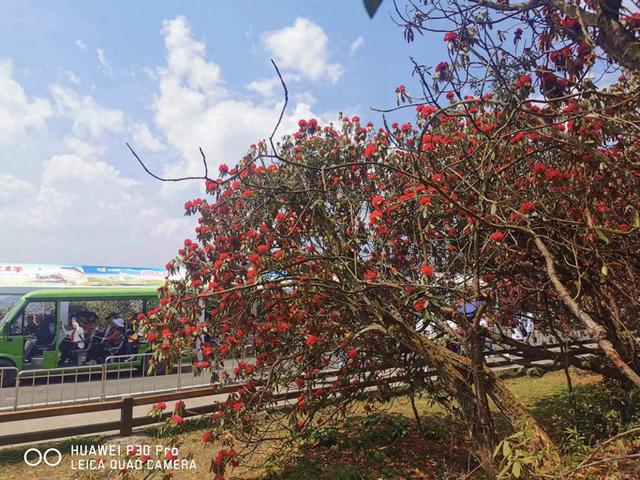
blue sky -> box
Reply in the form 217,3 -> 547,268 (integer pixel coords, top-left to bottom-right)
0,1 -> 442,266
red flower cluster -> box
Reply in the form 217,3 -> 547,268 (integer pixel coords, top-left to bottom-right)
305,335 -> 319,347
444,31 -> 457,42
435,61 -> 449,73
420,264 -> 434,277
363,270 -> 378,281
489,231 -> 505,242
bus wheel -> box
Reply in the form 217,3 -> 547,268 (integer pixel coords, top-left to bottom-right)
0,359 -> 17,388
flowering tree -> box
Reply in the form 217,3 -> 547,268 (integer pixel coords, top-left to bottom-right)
132,2 -> 640,478
381,0 -> 640,390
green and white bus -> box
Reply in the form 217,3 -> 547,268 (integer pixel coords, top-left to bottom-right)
0,263 -> 165,387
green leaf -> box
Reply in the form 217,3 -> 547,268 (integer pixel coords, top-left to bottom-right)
493,442 -> 503,458
503,441 -> 511,458
512,461 -> 522,478
363,0 -> 383,18
594,226 -> 611,244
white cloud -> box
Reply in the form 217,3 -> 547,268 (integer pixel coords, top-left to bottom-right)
96,48 -> 114,77
294,91 -> 317,105
152,16 -> 325,191
62,69 -> 80,85
349,36 -> 364,55
51,85 -> 124,137
64,137 -> 106,157
130,122 -> 166,152
0,173 -> 36,206
262,18 -> 344,83
160,16 -> 226,98
0,61 -> 53,145
75,40 -> 87,50
246,73 -> 300,102
0,154 -> 194,265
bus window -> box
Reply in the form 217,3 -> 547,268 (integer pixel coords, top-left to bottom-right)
7,302 -> 55,336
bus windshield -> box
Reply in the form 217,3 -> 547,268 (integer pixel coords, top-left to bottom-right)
0,294 -> 22,321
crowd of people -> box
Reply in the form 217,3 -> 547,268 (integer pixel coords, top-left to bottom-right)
23,311 -> 134,367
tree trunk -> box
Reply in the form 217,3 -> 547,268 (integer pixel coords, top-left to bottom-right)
381,313 -> 561,476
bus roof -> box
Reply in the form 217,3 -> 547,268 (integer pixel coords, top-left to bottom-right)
20,286 -> 160,301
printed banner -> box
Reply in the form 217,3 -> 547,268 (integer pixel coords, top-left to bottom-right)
0,263 -> 167,287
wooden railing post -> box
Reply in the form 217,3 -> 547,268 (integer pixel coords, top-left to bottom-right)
120,397 -> 133,436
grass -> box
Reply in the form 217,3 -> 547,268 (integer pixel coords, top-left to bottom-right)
0,368 -> 611,480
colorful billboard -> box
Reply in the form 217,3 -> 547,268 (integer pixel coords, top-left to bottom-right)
0,263 -> 167,287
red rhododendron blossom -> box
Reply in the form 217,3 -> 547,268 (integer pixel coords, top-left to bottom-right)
420,264 -> 434,277
519,202 -> 536,214
363,270 -> 378,281
305,335 -> 319,347
347,348 -> 358,359
172,415 -> 185,425
153,402 -> 166,410
444,31 -> 458,42
514,74 -> 532,88
372,195 -> 385,208
414,299 -> 427,312
435,61 -> 449,73
489,231 -> 506,242
363,144 -> 377,158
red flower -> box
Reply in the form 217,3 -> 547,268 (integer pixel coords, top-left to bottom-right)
172,415 -> 184,425
218,163 -> 229,174
446,91 -> 455,100
147,332 -> 158,342
489,231 -> 505,242
153,402 -> 166,410
369,210 -> 383,225
166,450 -> 177,460
519,202 -> 536,214
514,74 -> 532,88
443,31 -> 457,42
371,195 -> 385,208
363,270 -> 378,282
435,61 -> 449,73
298,119 -> 307,128
363,144 -> 377,158
202,431 -> 213,443
347,348 -> 358,359
395,85 -> 406,93
531,162 -> 547,174
420,264 -> 434,277
414,299 -> 427,312
305,335 -> 319,347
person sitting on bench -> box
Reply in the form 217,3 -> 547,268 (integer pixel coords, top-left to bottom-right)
83,314 -> 126,365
